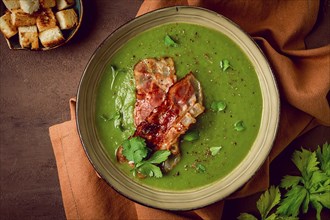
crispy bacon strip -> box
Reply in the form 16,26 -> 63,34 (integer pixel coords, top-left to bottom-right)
134,73 -> 204,154
133,57 -> 177,126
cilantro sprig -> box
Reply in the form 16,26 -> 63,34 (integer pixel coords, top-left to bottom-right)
238,142 -> 330,220
122,137 -> 148,163
134,150 -> 171,178
121,137 -> 171,178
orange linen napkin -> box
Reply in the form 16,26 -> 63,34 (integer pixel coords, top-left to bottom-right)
49,0 -> 330,219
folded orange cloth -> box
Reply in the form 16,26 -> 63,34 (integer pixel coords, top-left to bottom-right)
49,0 -> 330,219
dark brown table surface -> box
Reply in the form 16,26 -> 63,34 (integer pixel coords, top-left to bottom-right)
0,0 -> 329,219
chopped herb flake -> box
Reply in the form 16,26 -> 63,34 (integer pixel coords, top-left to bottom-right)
220,59 -> 232,71
183,130 -> 199,141
234,120 -> 246,131
211,101 -> 227,112
196,164 -> 206,173
164,34 -> 178,47
210,146 -> 222,156
110,65 -> 119,90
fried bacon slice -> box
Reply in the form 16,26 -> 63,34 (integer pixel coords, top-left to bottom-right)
117,59 -> 204,175
133,57 -> 177,126
134,72 -> 205,155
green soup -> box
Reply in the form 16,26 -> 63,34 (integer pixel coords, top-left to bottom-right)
95,23 -> 262,191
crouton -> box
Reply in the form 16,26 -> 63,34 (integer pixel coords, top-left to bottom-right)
2,0 -> 20,11
55,8 -> 77,30
39,0 -> 56,8
0,11 -> 17,38
36,8 -> 57,32
56,0 -> 75,10
18,25 -> 39,49
19,0 -> 39,14
39,26 -> 65,48
11,9 -> 36,26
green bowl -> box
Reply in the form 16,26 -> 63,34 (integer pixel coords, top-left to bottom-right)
76,6 -> 279,211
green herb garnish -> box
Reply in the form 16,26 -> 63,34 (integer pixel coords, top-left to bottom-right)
134,162 -> 163,178
113,71 -> 136,138
316,142 -> 330,175
122,137 -> 149,163
220,59 -> 232,71
122,137 -> 171,178
211,101 -> 227,112
100,114 -> 111,122
110,65 -> 118,90
183,130 -> 199,141
164,34 -> 178,47
234,120 -> 245,131
196,164 -> 206,173
237,186 -> 288,220
277,143 -> 330,220
237,142 -> 330,220
134,150 -> 171,178
210,146 -> 222,156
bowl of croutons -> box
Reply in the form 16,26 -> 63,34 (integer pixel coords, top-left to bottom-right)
0,0 -> 83,50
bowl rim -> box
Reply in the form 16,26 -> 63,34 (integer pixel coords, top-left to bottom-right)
76,5 -> 280,211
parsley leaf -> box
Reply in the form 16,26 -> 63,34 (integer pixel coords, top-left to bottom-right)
220,59 -> 232,71
134,150 -> 171,178
238,186 -> 285,220
122,137 -> 148,164
238,143 -> 329,220
237,213 -> 258,220
316,142 -> 330,175
276,185 -> 307,217
280,175 -> 302,190
292,148 -> 319,179
122,138 -> 170,179
277,144 -> 330,220
257,186 -> 281,219
136,162 -> 163,178
147,150 -> 171,164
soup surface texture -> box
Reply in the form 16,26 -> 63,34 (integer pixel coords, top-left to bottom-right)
95,23 -> 262,190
